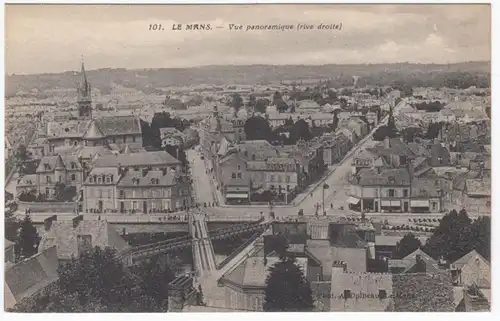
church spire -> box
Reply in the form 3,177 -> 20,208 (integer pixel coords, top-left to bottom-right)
77,59 -> 92,118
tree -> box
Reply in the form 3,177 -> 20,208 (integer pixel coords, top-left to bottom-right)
16,144 -> 28,163
247,94 -> 256,109
18,214 -> 39,258
254,98 -> 268,114
424,209 -> 473,262
244,116 -> 273,141
12,247 -> 171,312
290,119 -> 312,142
263,256 -> 313,312
276,99 -> 289,113
468,216 -> 490,261
393,233 -> 422,259
5,212 -> 20,243
401,127 -> 423,143
272,91 -> 282,106
231,93 -> 243,116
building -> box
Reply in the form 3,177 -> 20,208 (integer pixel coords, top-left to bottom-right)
160,127 -> 186,147
93,151 -> 182,172
4,246 -> 59,310
451,250 -> 490,289
38,216 -> 130,262
77,62 -> 92,118
45,115 -> 143,154
82,163 -> 190,213
18,154 -> 84,199
348,168 -> 443,213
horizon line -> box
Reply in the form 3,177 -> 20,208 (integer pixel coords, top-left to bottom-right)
6,59 -> 491,76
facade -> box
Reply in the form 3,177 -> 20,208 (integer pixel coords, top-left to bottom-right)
160,127 -> 185,147
348,168 -> 443,213
19,154 -> 84,199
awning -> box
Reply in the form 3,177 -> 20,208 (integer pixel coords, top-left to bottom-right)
226,193 -> 248,199
410,200 -> 430,207
390,201 -> 401,207
381,200 -> 391,206
347,197 -> 360,205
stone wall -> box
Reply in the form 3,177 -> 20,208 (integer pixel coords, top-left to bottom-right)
17,201 -> 77,213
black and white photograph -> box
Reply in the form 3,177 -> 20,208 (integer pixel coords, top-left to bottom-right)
2,2 -> 492,313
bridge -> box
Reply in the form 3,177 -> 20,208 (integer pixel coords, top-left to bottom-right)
116,213 -> 270,266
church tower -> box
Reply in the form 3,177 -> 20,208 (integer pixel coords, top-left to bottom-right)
77,61 -> 92,118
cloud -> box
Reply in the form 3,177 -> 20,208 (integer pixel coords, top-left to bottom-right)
4,4 -> 491,74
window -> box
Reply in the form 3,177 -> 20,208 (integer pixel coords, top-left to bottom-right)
252,154 -> 256,161
388,189 -> 395,197
113,137 -> 116,143
343,290 -> 352,299
123,136 -> 126,143
46,176 -> 51,184
379,290 -> 387,299
97,177 -> 102,184
270,175 -> 275,182
374,189 -> 379,197
232,173 -> 236,179
432,202 -> 438,210
58,176 -> 62,182
285,175 -> 290,183
133,136 -> 136,143
237,164 -> 241,170
120,190 -> 125,198
237,173 -> 242,179
98,190 -> 103,198
71,174 -> 76,181
106,176 -> 111,183
403,189 -> 408,197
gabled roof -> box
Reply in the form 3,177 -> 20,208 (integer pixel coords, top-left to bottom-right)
4,246 -> 59,310
453,250 -> 489,270
94,151 -> 181,168
83,121 -> 105,139
400,248 -> 440,274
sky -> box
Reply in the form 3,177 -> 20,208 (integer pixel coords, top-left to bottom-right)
5,4 -> 491,75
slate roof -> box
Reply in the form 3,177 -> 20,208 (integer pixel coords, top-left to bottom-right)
36,154 -> 82,173
389,249 -> 440,274
4,246 -> 59,310
94,115 -> 142,136
47,120 -> 91,139
411,179 -> 441,198
117,169 -> 177,187
353,168 -> 411,186
465,179 -> 490,196
94,151 -> 180,168
38,220 -> 130,261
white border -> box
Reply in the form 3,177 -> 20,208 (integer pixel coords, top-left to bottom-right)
1,1 -> 496,321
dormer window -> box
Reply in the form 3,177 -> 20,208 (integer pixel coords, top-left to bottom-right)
71,162 -> 76,169
89,177 -> 94,183
44,164 -> 50,170
106,176 -> 111,183
97,177 -> 102,184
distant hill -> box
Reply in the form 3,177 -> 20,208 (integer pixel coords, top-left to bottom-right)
5,61 -> 490,97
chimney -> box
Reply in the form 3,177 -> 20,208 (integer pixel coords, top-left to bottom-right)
44,215 -> 57,231
72,215 -> 84,228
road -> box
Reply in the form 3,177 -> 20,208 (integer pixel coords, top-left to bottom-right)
187,149 -> 217,207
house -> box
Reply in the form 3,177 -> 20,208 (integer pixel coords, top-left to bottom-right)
451,250 -> 490,288
4,246 -> 59,310
21,154 -> 84,199
452,178 -> 490,214
37,216 -> 130,262
116,169 -> 191,212
160,127 -> 185,147
321,132 -> 353,166
351,148 -> 387,174
329,264 -> 393,311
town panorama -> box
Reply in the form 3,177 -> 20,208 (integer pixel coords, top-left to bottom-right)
4,6 -> 491,314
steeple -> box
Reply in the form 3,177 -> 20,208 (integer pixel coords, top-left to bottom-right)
77,59 -> 92,118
